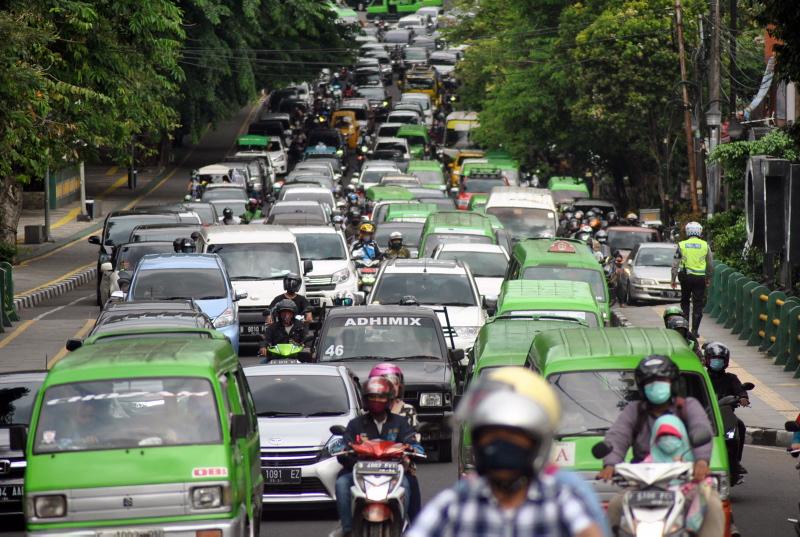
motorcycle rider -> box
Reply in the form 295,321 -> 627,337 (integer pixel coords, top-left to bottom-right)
221,207 -> 240,225
266,273 -> 312,323
335,377 -> 422,537
240,198 -> 263,223
409,367 -> 604,537
344,207 -> 363,243
384,231 -> 411,259
351,222 -> 382,261
704,342 -> 749,479
594,229 -> 611,258
258,299 -> 307,357
665,314 -> 702,358
596,355 -> 724,537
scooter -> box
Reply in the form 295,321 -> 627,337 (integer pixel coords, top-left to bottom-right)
331,426 -> 424,537
259,342 -> 311,364
717,382 -> 754,485
352,249 -> 381,294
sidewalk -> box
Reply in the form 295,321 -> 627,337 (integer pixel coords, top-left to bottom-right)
616,303 -> 800,435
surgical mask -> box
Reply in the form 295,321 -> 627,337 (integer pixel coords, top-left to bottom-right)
644,381 -> 672,405
656,435 -> 684,455
474,439 -> 534,478
709,358 -> 725,371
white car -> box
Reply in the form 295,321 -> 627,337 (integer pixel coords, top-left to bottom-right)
400,93 -> 434,127
432,243 -> 509,299
367,258 -> 487,351
291,226 -> 360,307
244,364 -> 362,505
357,161 -> 401,188
266,136 -> 289,175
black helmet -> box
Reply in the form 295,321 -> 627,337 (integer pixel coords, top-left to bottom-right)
607,211 -> 618,224
576,231 -> 592,244
703,342 -> 730,369
594,229 -> 608,243
665,314 -> 690,335
283,272 -> 302,293
223,207 -> 233,218
275,299 -> 298,315
635,355 -> 679,395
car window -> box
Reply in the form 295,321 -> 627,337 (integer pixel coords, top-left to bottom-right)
209,242 -> 300,280
499,310 -> 598,327
34,378 -> 221,453
295,233 -> 346,261
372,273 -> 476,306
437,251 -> 507,278
486,207 -> 556,240
320,316 -> 443,361
104,215 -> 178,246
521,266 -> 606,303
0,379 -> 43,425
424,233 -> 492,257
132,268 -> 227,300
607,229 -> 658,251
375,225 -> 424,248
115,243 -> 174,272
248,374 -> 349,417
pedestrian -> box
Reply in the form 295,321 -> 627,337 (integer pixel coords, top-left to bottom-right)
671,221 -> 713,337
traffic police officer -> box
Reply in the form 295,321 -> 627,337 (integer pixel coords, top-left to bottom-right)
671,221 -> 713,337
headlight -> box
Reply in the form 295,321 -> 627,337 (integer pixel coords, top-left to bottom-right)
382,101 -> 389,107
191,486 -> 223,509
33,495 -> 66,518
214,307 -> 235,328
251,182 -> 262,191
332,268 -> 351,284
273,153 -> 286,163
419,392 -> 443,407
320,434 -> 346,460
454,326 -> 480,339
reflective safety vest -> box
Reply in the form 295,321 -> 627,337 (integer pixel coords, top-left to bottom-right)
678,237 -> 709,276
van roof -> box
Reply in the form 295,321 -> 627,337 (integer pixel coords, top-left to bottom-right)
423,211 -> 494,233
446,111 -> 479,122
200,224 -> 295,244
486,187 -> 556,210
512,238 -> 600,270
497,280 -> 598,316
46,337 -> 238,385
473,318 -> 583,370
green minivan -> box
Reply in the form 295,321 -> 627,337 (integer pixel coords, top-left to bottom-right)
407,160 -> 447,192
530,327 -> 732,515
18,332 -> 263,537
496,280 -> 603,327
506,238 -> 610,322
396,125 -> 431,160
385,202 -> 438,223
547,176 -> 591,204
418,211 -> 497,257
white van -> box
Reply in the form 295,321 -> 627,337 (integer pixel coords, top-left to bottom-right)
196,225 -> 311,347
484,186 -> 558,242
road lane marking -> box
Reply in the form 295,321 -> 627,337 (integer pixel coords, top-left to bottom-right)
51,208 -> 81,230
744,444 -> 786,452
727,358 -> 800,420
16,263 -> 94,297
97,174 -> 130,200
32,293 -> 93,321
48,318 -> 95,369
105,166 -> 118,176
0,320 -> 36,349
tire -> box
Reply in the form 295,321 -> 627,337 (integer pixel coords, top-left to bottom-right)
95,278 -> 102,306
626,284 -> 636,306
437,439 -> 453,463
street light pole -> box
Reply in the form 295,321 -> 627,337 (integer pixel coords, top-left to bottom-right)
706,0 -> 722,216
79,160 -> 87,217
43,166 -> 51,242
675,0 -> 700,215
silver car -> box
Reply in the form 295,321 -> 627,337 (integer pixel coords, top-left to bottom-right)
621,242 -> 681,304
244,364 -> 362,505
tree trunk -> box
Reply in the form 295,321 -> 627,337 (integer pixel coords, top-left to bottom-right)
0,177 -> 23,247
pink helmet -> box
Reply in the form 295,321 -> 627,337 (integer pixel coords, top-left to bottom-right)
368,363 -> 405,398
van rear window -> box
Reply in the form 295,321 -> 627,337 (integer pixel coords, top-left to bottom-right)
522,266 -> 606,303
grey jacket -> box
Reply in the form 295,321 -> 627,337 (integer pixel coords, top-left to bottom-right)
602,397 -> 713,466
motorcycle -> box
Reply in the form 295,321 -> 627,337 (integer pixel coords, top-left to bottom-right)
352,249 -> 381,294
330,425 -> 424,537
259,342 -> 310,364
717,382 -> 754,485
784,418 -> 800,535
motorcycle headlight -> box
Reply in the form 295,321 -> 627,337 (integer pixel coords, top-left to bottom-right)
332,268 -> 351,284
191,485 -> 226,509
32,495 -> 66,518
419,392 -> 443,407
214,307 -> 235,328
320,435 -> 346,460
454,326 -> 480,340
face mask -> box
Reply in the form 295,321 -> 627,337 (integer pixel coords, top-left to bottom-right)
709,358 -> 725,371
644,381 -> 672,405
474,438 -> 534,484
365,399 -> 387,415
656,435 -> 684,455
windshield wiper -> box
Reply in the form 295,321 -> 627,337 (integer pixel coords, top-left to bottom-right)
196,295 -> 225,300
232,276 -> 267,280
161,296 -> 189,300
257,411 -> 302,417
306,411 -> 346,417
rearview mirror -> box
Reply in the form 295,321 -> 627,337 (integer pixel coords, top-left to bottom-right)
303,260 -> 314,274
230,414 -> 250,441
65,338 -> 83,352
330,425 -> 346,436
100,262 -> 113,272
591,441 -> 612,459
9,425 -> 27,452
88,235 -> 101,245
234,291 -> 248,301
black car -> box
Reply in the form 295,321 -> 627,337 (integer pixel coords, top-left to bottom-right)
0,370 -> 46,517
314,305 -> 462,461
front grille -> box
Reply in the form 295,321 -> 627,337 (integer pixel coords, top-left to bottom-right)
264,477 -> 327,494
306,276 -> 334,286
261,449 -> 321,467
307,284 -> 336,292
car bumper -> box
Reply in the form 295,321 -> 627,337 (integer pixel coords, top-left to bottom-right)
28,513 -> 245,537
631,284 -> 681,302
262,455 -> 341,504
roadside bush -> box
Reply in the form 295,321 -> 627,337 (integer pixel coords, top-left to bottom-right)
0,242 -> 17,265
704,210 -> 762,280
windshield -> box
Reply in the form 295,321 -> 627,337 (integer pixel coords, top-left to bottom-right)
424,233 -> 492,256
358,88 -> 386,100
486,207 -> 556,239
384,32 -> 410,43
410,170 -> 444,185
372,273 -> 476,306
608,230 -> 659,252
210,200 -> 246,216
34,378 -> 221,453
522,266 -> 606,303
404,48 -> 428,61
105,214 -> 177,246
375,224 -> 423,247
210,243 -> 300,280
402,98 -> 430,110
202,189 -> 247,203
406,78 -> 434,90
185,206 -> 216,225
635,248 -> 675,267
437,251 -> 507,278
431,56 -> 456,66
403,135 -> 427,146
295,233 -> 346,260
248,375 -> 349,417
132,268 -> 227,300
445,127 -> 475,149
340,107 -> 367,121
362,169 -> 397,184
501,310 -> 598,327
319,316 -> 442,361
463,179 -> 504,193
378,125 -> 402,138
376,142 -> 406,152
115,243 -> 174,272
388,114 -> 417,125
550,371 -> 713,436
0,379 -> 42,425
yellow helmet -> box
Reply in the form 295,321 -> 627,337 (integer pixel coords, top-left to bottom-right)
359,222 -> 375,234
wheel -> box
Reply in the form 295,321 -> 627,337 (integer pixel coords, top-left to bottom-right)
437,439 -> 452,463
625,283 -> 637,306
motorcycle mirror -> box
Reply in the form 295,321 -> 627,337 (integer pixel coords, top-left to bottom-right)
689,429 -> 712,447
718,395 -> 738,407
741,382 -> 755,391
785,421 -> 800,432
591,442 -> 612,459
330,425 -> 346,436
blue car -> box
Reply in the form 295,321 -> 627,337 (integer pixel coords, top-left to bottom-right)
125,253 -> 246,351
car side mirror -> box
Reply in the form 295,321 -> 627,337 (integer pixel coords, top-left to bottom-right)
234,291 -> 248,301
689,429 -> 712,447
591,441 -> 612,459
88,235 -> 101,245
448,348 -> 465,371
303,260 -> 314,274
9,425 -> 27,452
110,290 -> 126,301
117,276 -> 131,291
482,295 -> 497,315
100,262 -> 113,272
65,338 -> 83,352
718,394 -> 738,407
230,414 -> 250,441
330,425 -> 346,436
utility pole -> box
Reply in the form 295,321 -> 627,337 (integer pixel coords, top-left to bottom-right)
675,0 -> 700,214
43,166 -> 51,242
729,0 -> 737,112
706,0 -> 722,215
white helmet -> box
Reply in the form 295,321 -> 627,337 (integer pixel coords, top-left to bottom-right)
390,231 -> 403,240
685,221 -> 703,237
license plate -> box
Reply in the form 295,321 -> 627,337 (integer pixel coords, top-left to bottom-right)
98,530 -> 164,537
629,490 -> 674,507
263,467 -> 301,484
0,485 -> 22,502
241,324 -> 265,335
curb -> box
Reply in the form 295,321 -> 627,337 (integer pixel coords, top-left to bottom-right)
13,267 -> 97,312
611,309 -> 632,327
745,426 -> 794,448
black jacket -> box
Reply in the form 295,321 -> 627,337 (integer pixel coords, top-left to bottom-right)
338,412 -> 423,471
260,320 -> 307,348
709,371 -> 748,400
